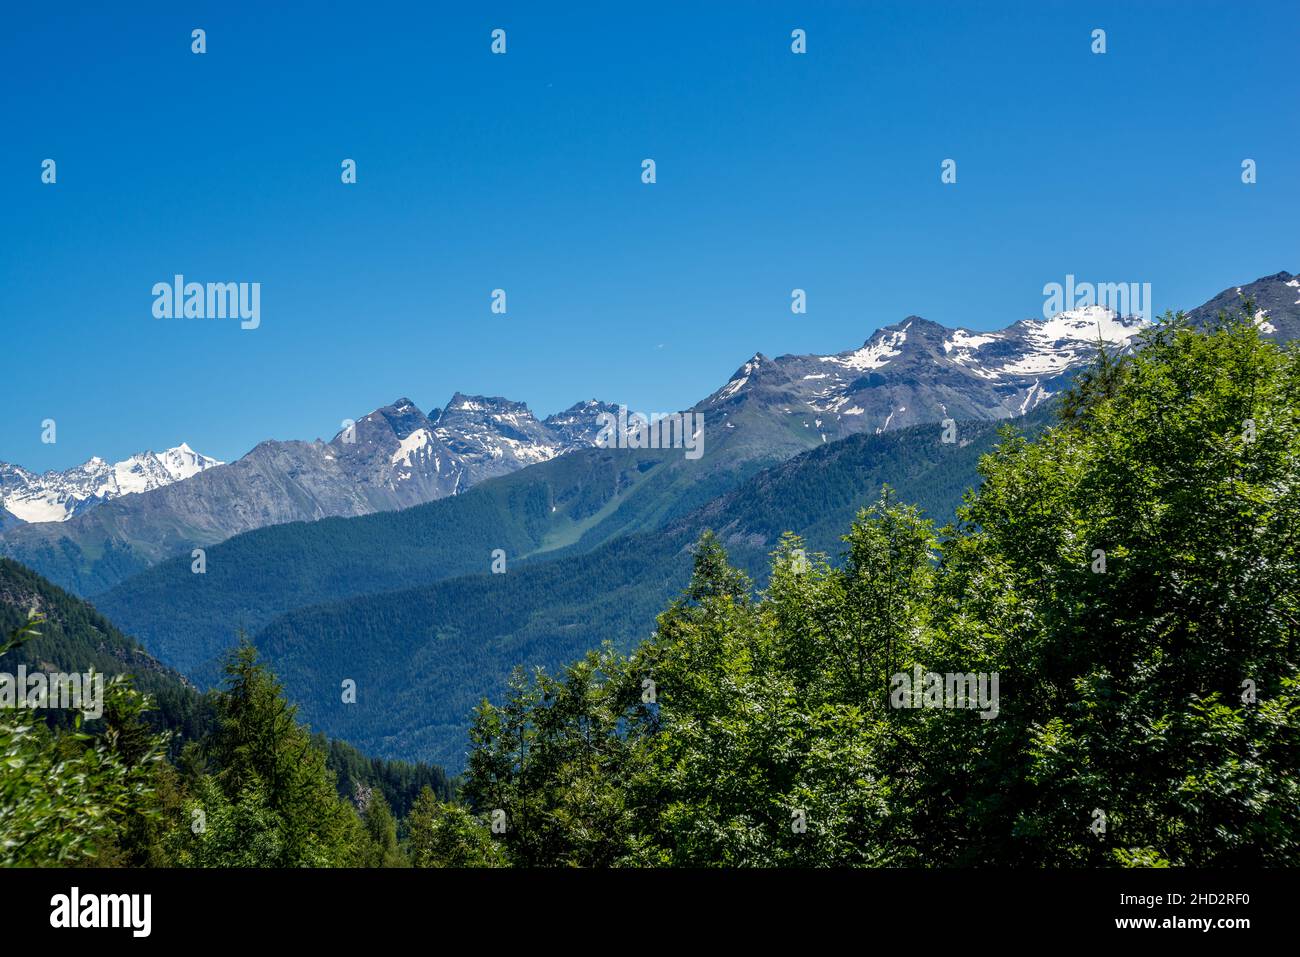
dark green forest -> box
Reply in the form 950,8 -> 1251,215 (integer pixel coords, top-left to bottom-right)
2,312 -> 1296,866
0,557 -> 209,749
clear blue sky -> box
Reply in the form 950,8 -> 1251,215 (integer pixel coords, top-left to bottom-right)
2,0 -> 1295,471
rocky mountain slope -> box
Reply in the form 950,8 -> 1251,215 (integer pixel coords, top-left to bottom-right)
702,271 -> 1300,445
1185,270 -> 1300,340
702,306 -> 1147,444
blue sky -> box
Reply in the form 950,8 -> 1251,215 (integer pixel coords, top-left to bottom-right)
2,0 -> 1295,470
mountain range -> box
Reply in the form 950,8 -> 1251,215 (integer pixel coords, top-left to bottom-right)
246,405 -> 1058,770
0,444 -> 221,524
0,288 -> 1176,594
2,271 -> 1292,601
0,395 -> 619,594
10,270 -> 1292,539
699,304 -> 1147,442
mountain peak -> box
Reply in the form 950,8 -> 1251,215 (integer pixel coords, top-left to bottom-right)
1026,305 -> 1150,338
731,353 -> 769,377
441,393 -> 533,415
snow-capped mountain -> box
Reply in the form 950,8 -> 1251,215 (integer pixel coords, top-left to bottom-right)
700,306 -> 1149,443
429,393 -> 616,484
541,399 -> 626,449
326,394 -> 622,507
0,444 -> 222,524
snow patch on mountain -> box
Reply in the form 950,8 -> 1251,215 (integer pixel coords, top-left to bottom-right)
1019,380 -> 1051,415
695,303 -> 1154,444
3,492 -> 70,524
826,325 -> 909,372
717,356 -> 765,401
390,429 -> 435,470
717,375 -> 750,401
996,307 -> 1146,376
943,329 -> 996,359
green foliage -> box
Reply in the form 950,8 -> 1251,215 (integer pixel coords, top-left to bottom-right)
0,565 -> 459,867
318,734 -> 453,819
406,786 -> 503,867
1,610 -> 170,866
361,790 -> 407,867
915,309 -> 1300,865
0,557 -> 215,752
198,640 -> 369,866
167,776 -> 289,868
8,311 -> 1293,869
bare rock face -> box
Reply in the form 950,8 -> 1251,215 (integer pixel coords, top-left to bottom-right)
1184,271 -> 1300,342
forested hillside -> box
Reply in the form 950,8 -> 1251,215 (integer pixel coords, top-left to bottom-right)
95,430 -> 788,673
0,564 -> 453,863
0,557 -> 210,745
251,405 -> 1054,770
